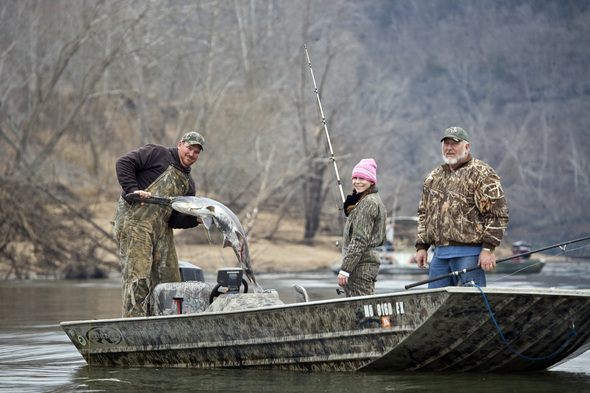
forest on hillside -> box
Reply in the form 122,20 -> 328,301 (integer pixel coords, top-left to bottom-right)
1,0 -> 589,278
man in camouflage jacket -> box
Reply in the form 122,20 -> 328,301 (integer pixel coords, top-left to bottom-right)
415,127 -> 509,288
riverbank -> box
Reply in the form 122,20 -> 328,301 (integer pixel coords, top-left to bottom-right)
3,199 -> 565,280
0,201 -> 342,279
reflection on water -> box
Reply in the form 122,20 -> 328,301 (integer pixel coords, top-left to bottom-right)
60,366 -> 590,393
1,259 -> 590,393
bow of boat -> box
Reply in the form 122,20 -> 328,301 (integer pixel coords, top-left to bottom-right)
362,286 -> 590,372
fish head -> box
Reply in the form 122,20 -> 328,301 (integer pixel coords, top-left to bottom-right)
170,199 -> 216,228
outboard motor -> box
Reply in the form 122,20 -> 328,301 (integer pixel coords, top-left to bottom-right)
209,268 -> 248,303
178,260 -> 205,282
512,241 -> 532,261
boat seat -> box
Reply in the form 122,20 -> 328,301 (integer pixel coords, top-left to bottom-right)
151,281 -> 212,316
205,290 -> 284,312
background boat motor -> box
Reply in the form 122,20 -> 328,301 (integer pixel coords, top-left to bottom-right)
512,241 -> 532,261
209,268 -> 249,304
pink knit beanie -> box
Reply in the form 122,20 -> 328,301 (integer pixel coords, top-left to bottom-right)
351,158 -> 377,184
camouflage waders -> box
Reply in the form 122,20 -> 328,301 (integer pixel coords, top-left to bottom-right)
115,162 -> 190,317
341,192 -> 387,297
343,256 -> 380,297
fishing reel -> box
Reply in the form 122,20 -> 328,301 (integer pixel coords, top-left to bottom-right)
209,268 -> 248,304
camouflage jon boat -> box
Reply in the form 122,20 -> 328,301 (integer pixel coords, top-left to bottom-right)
61,283 -> 590,372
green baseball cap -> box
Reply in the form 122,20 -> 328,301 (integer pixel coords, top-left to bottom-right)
441,126 -> 469,143
181,132 -> 205,150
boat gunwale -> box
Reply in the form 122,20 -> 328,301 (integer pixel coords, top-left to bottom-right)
60,286 -> 590,327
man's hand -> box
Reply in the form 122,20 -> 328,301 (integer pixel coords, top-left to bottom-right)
479,249 -> 496,271
132,190 -> 151,205
133,190 -> 151,198
415,249 -> 428,269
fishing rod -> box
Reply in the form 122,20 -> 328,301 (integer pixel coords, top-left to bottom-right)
405,235 -> 590,290
303,44 -> 346,204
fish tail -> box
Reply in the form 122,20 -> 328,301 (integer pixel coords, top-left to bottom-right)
253,282 -> 264,293
244,270 -> 264,293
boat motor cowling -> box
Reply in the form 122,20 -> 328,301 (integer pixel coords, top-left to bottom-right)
178,261 -> 205,282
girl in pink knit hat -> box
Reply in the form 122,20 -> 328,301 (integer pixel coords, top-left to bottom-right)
337,158 -> 388,297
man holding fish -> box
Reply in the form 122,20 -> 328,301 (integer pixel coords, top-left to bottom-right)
114,132 -> 205,318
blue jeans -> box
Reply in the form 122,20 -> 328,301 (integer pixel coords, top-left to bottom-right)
427,254 -> 486,288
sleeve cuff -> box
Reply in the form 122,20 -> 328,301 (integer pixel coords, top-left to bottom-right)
415,243 -> 430,251
338,270 -> 350,277
482,243 -> 496,252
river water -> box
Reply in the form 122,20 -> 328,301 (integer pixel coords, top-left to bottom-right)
1,258 -> 590,393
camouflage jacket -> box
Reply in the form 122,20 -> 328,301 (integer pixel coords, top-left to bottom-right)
416,154 -> 509,251
341,190 -> 387,274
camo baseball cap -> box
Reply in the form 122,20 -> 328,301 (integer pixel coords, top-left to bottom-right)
181,132 -> 205,149
441,126 -> 469,143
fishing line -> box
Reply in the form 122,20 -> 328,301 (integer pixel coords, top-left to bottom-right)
465,282 -> 578,361
488,241 -> 590,283
556,241 -> 590,255
487,260 -> 547,282
173,198 -> 222,270
324,142 -> 346,213
200,225 -> 222,271
304,44 -> 348,239
303,44 -> 346,205
406,235 -> 590,289
323,140 -> 347,233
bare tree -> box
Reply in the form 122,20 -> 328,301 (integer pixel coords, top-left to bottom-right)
0,1 -> 153,277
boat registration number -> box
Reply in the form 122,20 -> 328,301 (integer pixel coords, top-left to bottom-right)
363,301 -> 404,318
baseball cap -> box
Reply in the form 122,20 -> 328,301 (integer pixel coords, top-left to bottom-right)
181,132 -> 205,149
441,126 -> 469,143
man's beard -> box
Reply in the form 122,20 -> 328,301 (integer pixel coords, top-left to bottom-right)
442,145 -> 466,165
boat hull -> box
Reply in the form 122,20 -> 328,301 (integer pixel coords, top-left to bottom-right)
61,287 -> 590,372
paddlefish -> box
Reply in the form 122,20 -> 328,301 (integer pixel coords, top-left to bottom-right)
126,193 -> 263,293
